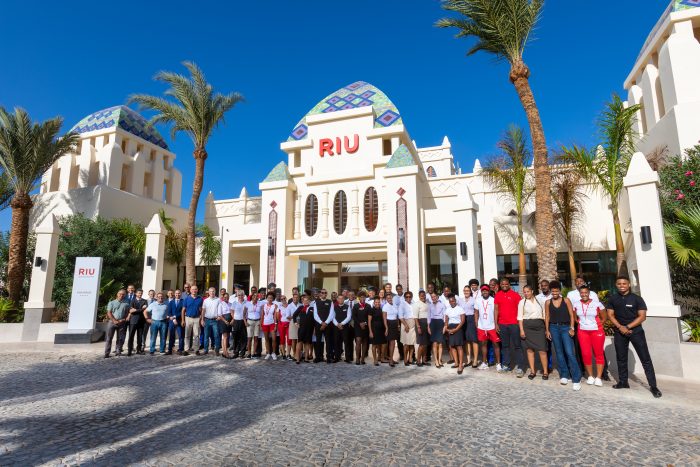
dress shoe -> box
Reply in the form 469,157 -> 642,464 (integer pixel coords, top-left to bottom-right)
650,387 -> 662,398
612,382 -> 630,389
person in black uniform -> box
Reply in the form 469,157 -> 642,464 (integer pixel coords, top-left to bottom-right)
126,289 -> 148,356
333,295 -> 354,363
606,276 -> 662,398
352,290 -> 370,365
368,297 -> 387,365
313,289 -> 336,363
293,294 -> 315,364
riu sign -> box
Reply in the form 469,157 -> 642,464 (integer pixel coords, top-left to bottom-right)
319,134 -> 359,157
78,268 -> 96,276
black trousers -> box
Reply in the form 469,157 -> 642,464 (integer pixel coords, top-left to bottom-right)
231,320 -> 247,355
141,320 -> 150,351
500,324 -> 524,369
334,325 -> 354,362
614,327 -> 657,387
128,320 -> 145,353
314,323 -> 335,362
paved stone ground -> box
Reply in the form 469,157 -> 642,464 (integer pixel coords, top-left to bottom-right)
0,347 -> 699,466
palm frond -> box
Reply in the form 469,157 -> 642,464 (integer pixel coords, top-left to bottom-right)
128,61 -> 244,149
665,205 -> 700,267
0,107 -> 78,198
436,0 -> 544,63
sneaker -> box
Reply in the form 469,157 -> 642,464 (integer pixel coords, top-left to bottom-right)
587,376 -> 595,385
501,366 -> 512,372
594,378 -> 603,387
496,364 -> 504,372
478,362 -> 489,370
265,354 -> 272,360
573,383 -> 582,391
560,378 -> 569,385
271,353 -> 277,361
515,368 -> 524,378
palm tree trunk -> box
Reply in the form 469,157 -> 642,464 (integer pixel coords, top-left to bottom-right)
611,208 -> 628,276
510,61 -> 557,282
566,237 -> 577,288
517,217 -> 527,287
186,148 -> 207,286
7,193 -> 32,305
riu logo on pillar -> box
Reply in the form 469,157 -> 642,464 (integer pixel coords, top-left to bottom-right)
78,268 -> 95,276
318,134 -> 360,157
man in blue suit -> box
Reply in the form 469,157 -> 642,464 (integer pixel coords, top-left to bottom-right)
166,289 -> 187,355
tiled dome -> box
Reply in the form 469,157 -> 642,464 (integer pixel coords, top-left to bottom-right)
71,105 -> 168,149
288,81 -> 402,141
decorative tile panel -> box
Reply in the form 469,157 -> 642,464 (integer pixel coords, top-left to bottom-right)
71,105 -> 168,149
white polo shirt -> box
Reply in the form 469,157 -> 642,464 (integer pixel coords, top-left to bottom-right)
202,297 -> 220,319
475,296 -> 496,331
445,305 -> 465,325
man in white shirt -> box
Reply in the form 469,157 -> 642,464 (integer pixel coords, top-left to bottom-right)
566,275 -> 599,305
439,286 -> 452,307
229,292 -> 250,358
198,287 -> 221,356
536,279 -> 552,308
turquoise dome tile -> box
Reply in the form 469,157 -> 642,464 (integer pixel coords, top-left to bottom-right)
288,81 -> 402,141
386,144 -> 416,169
263,161 -> 291,183
71,105 -> 168,149
674,0 -> 700,11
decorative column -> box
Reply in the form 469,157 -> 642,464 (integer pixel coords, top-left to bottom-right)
141,214 -> 166,293
479,206 -> 498,282
623,152 -> 682,377
293,192 -> 301,239
351,185 -> 359,236
22,214 -> 60,342
321,187 -> 330,238
454,184 -> 481,287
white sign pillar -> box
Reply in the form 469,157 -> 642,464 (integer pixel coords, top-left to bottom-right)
142,213 -> 166,293
55,256 -> 104,343
22,214 -> 59,341
623,152 -> 680,318
454,183 -> 481,288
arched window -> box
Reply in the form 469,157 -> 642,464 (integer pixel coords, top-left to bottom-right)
334,190 -> 347,234
363,187 -> 378,232
426,166 -> 437,178
305,194 -> 318,236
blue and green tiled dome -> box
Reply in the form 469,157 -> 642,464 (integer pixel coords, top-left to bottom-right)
288,81 -> 403,141
71,105 -> 168,149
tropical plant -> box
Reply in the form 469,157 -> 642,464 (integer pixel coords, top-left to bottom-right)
436,0 -> 558,281
561,94 -> 640,276
52,214 -> 144,320
681,315 -> 700,343
550,165 -> 588,287
665,205 -> 700,268
659,145 -> 700,221
112,218 -> 146,256
166,230 -> 187,289
196,224 -> 221,289
0,107 -> 79,304
129,61 -> 243,287
0,296 -> 22,323
481,126 -> 534,287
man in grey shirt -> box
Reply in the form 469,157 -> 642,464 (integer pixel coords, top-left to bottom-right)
104,289 -> 131,358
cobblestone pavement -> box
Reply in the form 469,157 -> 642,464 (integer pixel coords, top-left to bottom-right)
0,348 -> 699,466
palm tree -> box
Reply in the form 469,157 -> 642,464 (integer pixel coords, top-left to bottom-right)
550,166 -> 588,286
0,107 -> 78,305
196,224 -> 221,289
562,94 -> 640,275
113,218 -> 146,256
166,230 -> 187,289
436,0 -> 557,281
129,61 -> 243,287
665,205 -> 700,267
0,170 -> 12,211
481,126 -> 534,287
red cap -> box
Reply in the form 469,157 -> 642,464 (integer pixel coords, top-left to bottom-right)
480,285 -> 490,291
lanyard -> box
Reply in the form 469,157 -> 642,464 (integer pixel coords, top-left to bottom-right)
581,301 -> 591,322
480,299 -> 490,320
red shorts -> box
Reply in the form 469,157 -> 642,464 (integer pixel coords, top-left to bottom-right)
278,322 -> 290,344
478,328 -> 500,343
261,323 -> 276,334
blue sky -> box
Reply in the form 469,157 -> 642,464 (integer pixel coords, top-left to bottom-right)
0,0 -> 665,230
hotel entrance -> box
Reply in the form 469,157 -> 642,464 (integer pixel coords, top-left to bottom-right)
299,260 -> 388,292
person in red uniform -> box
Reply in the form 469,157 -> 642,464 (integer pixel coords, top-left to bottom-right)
494,278 -> 523,375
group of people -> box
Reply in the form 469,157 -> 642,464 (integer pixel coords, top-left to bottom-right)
103,274 -> 662,398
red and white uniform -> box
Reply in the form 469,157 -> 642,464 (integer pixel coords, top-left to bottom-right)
475,296 -> 500,343
261,302 -> 277,333
575,299 -> 605,331
575,299 -> 606,365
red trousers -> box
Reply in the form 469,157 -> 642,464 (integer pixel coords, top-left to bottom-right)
577,328 -> 605,365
